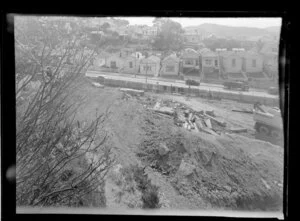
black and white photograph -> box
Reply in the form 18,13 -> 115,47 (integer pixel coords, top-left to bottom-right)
4,13 -> 289,218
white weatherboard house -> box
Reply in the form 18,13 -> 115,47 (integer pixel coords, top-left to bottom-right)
242,51 -> 265,79
120,55 -> 140,74
160,54 -> 180,77
217,49 -> 247,80
105,53 -> 125,70
139,55 -> 161,77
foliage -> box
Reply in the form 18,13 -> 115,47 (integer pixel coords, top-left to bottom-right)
152,19 -> 184,51
15,16 -> 114,207
117,165 -> 161,209
202,38 -> 242,50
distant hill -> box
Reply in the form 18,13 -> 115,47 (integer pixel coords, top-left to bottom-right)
264,26 -> 281,34
184,23 -> 280,40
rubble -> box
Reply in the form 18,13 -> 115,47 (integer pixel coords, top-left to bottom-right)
204,118 -> 212,129
205,110 -> 216,117
153,107 -> 175,116
92,82 -> 105,88
120,88 -> 144,96
229,127 -> 248,133
158,143 -> 170,156
178,159 -> 195,176
232,109 -> 253,114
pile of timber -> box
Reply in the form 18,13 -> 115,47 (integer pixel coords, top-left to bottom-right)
149,99 -> 248,136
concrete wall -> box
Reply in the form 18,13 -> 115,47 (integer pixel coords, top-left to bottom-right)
102,78 -> 279,106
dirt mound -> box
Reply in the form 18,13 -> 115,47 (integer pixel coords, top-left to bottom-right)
137,98 -> 283,211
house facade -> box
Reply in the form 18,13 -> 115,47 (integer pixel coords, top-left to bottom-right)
260,42 -> 279,81
105,53 -> 125,70
120,48 -> 135,58
121,55 -> 140,74
131,51 -> 145,60
217,49 -> 247,80
160,54 -> 180,77
180,48 -> 200,76
139,55 -> 161,77
200,50 -> 220,80
242,51 -> 265,79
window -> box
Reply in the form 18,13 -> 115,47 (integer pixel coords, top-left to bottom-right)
166,65 -> 175,72
143,65 -> 152,71
215,60 -> 218,67
232,59 -> 236,67
129,61 -> 133,68
111,61 -> 117,68
252,59 -> 256,67
205,59 -> 212,65
185,59 -> 194,65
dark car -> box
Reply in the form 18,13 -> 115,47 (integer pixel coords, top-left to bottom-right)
185,79 -> 200,86
223,80 -> 249,91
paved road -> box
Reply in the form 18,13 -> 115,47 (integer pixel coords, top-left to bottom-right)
85,70 -> 278,99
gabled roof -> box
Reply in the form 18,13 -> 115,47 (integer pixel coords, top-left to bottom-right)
162,54 -> 180,63
181,48 -> 199,58
123,54 -> 138,61
201,50 -> 218,58
198,48 -> 211,54
218,51 -> 244,58
140,55 -> 161,64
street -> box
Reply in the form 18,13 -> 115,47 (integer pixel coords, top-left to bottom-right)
85,70 -> 279,99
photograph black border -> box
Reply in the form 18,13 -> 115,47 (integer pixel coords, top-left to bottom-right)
1,5 -> 294,221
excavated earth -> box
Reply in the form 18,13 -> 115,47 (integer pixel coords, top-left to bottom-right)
71,78 -> 284,211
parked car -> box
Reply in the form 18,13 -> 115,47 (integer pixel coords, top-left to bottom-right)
185,79 -> 200,86
223,80 -> 249,91
268,86 -> 279,95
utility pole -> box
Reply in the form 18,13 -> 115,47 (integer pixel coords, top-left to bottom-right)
145,63 -> 148,91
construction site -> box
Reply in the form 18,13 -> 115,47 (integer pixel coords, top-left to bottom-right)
70,75 -> 284,212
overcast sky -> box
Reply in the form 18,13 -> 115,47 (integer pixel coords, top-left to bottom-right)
117,17 -> 282,28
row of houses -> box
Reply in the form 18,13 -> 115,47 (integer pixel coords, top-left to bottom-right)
93,44 -> 278,82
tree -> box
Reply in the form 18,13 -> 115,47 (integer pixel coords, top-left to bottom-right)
152,19 -> 184,51
15,16 -> 114,207
100,22 -> 111,32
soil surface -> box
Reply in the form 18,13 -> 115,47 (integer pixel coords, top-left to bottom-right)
70,78 -> 284,211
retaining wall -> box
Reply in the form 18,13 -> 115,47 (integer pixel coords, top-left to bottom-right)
102,78 -> 279,106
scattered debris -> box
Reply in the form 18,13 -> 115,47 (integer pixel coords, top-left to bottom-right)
203,113 -> 227,127
232,109 -> 253,114
205,110 -> 216,117
158,143 -> 170,156
92,82 -> 105,88
204,118 -> 212,129
153,107 -> 175,116
120,88 -> 144,96
229,127 -> 248,133
261,178 -> 271,190
178,159 -> 195,176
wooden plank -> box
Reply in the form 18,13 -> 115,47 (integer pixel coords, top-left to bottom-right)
203,113 -> 226,127
204,118 -> 212,129
229,128 -> 248,133
232,109 -> 253,114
